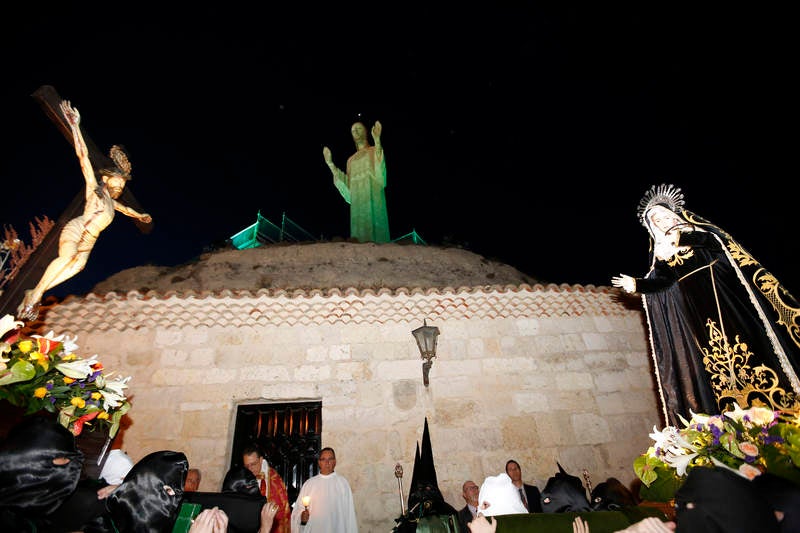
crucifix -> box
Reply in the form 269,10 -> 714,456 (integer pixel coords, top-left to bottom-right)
0,86 -> 153,321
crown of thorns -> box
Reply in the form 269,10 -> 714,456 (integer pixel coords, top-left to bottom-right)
106,145 -> 132,179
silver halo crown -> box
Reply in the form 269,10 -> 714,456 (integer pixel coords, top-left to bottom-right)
637,183 -> 685,227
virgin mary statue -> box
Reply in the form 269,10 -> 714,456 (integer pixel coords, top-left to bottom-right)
612,184 -> 800,426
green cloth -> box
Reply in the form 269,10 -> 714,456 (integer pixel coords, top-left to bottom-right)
491,507 -> 669,533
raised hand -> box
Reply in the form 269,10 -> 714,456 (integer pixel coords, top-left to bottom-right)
59,100 -> 80,127
259,501 -> 279,533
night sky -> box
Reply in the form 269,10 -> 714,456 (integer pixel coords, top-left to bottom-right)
1,5 -> 796,301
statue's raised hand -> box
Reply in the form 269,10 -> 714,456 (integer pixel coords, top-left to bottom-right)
322,146 -> 333,165
59,100 -> 80,127
371,120 -> 382,140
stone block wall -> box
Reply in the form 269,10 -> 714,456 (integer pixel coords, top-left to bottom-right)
42,283 -> 660,532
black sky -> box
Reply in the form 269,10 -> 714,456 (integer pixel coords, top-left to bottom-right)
1,5 -> 796,299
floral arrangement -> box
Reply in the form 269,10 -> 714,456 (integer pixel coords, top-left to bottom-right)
0,314 -> 131,437
634,404 -> 800,501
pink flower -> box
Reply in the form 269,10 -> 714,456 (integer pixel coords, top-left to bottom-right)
738,441 -> 759,457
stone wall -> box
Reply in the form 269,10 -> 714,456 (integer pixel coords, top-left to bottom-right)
42,283 -> 659,532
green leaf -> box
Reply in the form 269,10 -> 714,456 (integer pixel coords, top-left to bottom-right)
637,464 -> 683,502
719,432 -> 745,459
0,360 -> 36,386
634,454 -> 659,487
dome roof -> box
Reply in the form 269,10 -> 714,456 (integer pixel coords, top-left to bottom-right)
91,242 -> 537,295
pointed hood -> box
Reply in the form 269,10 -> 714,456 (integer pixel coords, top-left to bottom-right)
403,417 -> 455,519
408,441 -> 421,502
419,417 -> 438,489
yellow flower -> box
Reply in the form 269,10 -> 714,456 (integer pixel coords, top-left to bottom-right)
28,351 -> 49,372
63,377 -> 75,384
17,340 -> 34,353
91,392 -> 101,400
70,397 -> 86,408
61,353 -> 77,361
97,412 -> 110,420
34,387 -> 48,398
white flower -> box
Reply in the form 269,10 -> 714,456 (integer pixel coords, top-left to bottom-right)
745,406 -> 775,426
649,425 -> 695,453
723,402 -> 748,423
662,449 -> 698,477
100,376 -> 131,410
687,411 -> 711,427
0,314 -> 23,338
55,357 -> 98,379
99,390 -> 126,410
103,375 -> 130,395
648,425 -> 674,451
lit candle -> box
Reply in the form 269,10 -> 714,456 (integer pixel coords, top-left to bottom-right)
302,496 -> 311,508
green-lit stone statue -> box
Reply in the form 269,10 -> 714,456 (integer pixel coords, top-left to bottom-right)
323,120 -> 390,243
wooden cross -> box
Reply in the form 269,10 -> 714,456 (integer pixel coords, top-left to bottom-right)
0,86 -> 152,319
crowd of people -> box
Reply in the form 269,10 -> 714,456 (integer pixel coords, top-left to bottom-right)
3,415 -> 800,532
0,417 -> 360,533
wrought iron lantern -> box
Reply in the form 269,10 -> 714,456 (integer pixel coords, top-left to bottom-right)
412,319 -> 440,387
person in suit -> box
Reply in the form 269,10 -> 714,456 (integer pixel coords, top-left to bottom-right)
457,480 -> 480,533
505,459 -> 543,513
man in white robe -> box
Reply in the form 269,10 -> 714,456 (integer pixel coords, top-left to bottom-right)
290,447 -> 357,532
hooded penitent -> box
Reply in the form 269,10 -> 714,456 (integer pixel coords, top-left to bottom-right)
104,450 -> 188,533
674,466 -> 779,533
0,416 -> 84,531
589,477 -> 638,511
540,463 -> 591,513
477,472 -> 528,517
393,418 -> 459,533
222,465 -> 261,496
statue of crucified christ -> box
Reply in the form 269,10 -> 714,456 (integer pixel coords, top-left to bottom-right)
16,100 -> 152,320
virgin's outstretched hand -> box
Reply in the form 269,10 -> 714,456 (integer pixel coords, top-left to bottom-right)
611,274 -> 635,294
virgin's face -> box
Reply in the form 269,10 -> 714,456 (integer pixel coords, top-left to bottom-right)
647,206 -> 683,234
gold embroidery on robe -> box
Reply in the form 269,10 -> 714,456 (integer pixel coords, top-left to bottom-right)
701,319 -> 799,413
